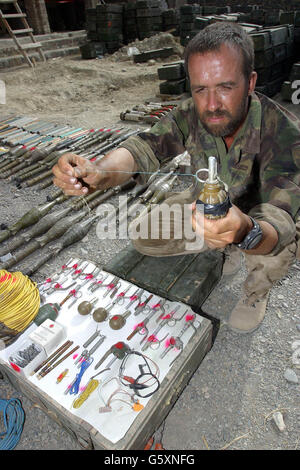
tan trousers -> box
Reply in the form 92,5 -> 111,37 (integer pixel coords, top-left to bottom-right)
128,188 -> 299,299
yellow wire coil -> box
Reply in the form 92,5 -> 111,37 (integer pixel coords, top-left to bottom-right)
0,269 -> 40,332
72,379 -> 100,409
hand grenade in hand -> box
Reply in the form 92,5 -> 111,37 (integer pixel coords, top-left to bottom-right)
195,156 -> 231,219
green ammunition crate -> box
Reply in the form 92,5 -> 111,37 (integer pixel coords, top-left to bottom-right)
124,17 -> 137,27
279,11 -> 296,25
157,63 -> 185,81
180,22 -> 195,32
203,6 -> 217,15
125,25 -> 138,35
238,13 -> 252,23
270,61 -> 287,80
160,78 -> 186,95
149,7 -> 162,17
251,9 -> 265,25
96,12 -> 123,22
136,0 -> 148,8
180,5 -> 201,15
96,4 -> 123,14
136,8 -> 152,17
136,17 -> 153,28
133,47 -> 174,63
257,75 -> 284,97
272,44 -> 287,64
194,17 -> 210,30
163,16 -> 179,27
267,75 -> 285,97
98,31 -> 123,42
97,18 -> 123,28
124,9 -> 136,19
250,31 -> 272,51
255,67 -> 272,86
265,26 -> 289,46
80,42 -> 107,60
180,14 -> 196,23
254,48 -> 273,69
103,247 -> 223,309
264,10 -> 280,26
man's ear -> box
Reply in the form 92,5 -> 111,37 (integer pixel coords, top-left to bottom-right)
248,71 -> 257,95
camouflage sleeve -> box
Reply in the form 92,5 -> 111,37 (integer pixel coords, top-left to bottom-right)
259,98 -> 300,221
248,203 -> 296,255
250,98 -> 300,254
119,100 -> 192,183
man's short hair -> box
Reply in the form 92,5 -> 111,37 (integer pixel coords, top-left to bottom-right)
184,22 -> 254,80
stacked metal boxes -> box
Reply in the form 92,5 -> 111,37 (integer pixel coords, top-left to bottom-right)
135,0 -> 164,40
157,60 -> 187,95
123,2 -> 138,44
251,25 -> 294,97
162,8 -> 180,36
179,4 -> 202,46
96,3 -> 124,54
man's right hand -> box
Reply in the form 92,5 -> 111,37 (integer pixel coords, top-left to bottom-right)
52,153 -> 105,196
52,148 -> 138,197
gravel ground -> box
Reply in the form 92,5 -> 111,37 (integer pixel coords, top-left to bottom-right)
0,46 -> 299,451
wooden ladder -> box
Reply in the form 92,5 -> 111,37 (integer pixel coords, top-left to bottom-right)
0,0 -> 46,67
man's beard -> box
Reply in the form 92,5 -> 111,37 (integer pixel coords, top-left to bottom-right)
199,94 -> 249,137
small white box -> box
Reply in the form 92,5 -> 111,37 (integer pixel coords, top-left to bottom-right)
9,339 -> 46,378
29,319 -> 66,355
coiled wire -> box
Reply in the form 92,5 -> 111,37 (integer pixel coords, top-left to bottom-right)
0,398 -> 25,450
0,270 -> 40,332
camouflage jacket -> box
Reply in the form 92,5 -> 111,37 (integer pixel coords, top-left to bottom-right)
121,92 -> 300,254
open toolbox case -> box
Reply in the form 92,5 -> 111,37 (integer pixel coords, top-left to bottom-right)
0,248 -> 223,450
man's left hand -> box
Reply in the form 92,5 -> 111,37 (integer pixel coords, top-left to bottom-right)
191,202 -> 252,249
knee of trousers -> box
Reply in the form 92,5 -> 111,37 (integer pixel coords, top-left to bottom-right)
243,240 -> 297,296
127,195 -> 206,257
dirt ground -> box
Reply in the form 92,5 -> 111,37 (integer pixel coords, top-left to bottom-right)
0,33 -> 184,129
0,32 -> 299,452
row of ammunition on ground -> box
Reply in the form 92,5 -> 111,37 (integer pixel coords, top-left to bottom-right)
0,154 -> 184,276
120,102 -> 177,124
0,115 -> 142,191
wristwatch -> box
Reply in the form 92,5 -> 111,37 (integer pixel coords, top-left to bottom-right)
234,216 -> 263,250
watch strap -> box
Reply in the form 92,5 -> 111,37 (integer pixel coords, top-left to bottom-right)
234,216 -> 263,250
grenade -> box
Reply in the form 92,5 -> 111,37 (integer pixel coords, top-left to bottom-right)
93,307 -> 108,323
78,297 -> 98,316
109,310 -> 131,330
195,156 -> 231,220
92,296 -> 119,323
34,303 -> 61,326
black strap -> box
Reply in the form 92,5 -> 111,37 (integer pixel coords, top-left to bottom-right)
196,194 -> 232,217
